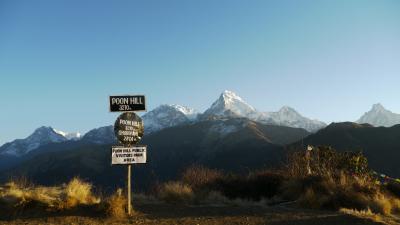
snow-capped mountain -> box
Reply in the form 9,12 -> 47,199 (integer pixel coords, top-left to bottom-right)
81,125 -> 116,144
356,103 -> 400,127
170,104 -> 198,120
142,104 -> 198,134
201,90 -> 326,132
202,90 -> 257,118
53,129 -> 82,140
0,126 -> 68,156
0,90 -> 326,154
258,106 -> 326,132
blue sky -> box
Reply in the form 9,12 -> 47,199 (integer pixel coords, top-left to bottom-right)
0,0 -> 399,144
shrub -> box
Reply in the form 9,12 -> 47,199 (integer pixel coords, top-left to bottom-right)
181,165 -> 223,190
215,171 -> 284,201
105,188 -> 127,218
285,146 -> 370,179
281,148 -> 400,216
386,181 -> 400,198
158,181 -> 194,204
6,176 -> 33,189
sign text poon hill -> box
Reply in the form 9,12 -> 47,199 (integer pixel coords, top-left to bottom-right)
109,95 -> 146,112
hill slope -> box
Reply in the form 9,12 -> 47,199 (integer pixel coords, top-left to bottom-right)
291,122 -> 400,177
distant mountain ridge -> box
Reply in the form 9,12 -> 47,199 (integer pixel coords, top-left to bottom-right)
255,106 -> 326,132
0,127 -> 71,156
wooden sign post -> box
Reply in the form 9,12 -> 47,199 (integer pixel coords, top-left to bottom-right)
109,95 -> 146,216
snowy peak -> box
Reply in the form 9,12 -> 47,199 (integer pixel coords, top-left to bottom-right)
203,90 -> 256,118
53,129 -> 82,140
0,126 -> 68,156
169,104 -> 198,120
201,91 -> 325,132
221,90 -> 250,107
264,107 -> 326,132
277,106 -> 301,117
142,104 -> 197,134
356,103 -> 400,127
372,103 -> 385,111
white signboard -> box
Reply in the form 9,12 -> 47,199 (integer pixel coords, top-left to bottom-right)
111,146 -> 147,165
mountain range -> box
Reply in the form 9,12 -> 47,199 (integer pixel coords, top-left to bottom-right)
0,127 -> 79,156
0,117 -> 309,189
0,90 -> 325,157
1,90 -> 400,189
1,90 -> 400,157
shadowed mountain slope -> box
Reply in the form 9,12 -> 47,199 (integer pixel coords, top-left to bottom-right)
290,122 -> 400,177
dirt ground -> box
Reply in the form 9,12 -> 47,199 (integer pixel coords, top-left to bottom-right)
1,201 -> 397,225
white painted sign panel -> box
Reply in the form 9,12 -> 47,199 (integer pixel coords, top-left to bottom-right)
111,146 -> 147,165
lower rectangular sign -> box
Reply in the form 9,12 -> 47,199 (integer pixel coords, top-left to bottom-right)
111,146 -> 147,165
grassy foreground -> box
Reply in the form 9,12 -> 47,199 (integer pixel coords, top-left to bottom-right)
1,146 -> 400,224
0,177 -> 393,225
0,179 -> 392,225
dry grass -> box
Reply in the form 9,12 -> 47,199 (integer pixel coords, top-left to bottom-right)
281,147 -> 400,217
104,188 -> 127,218
340,208 -> 384,223
0,177 -> 160,219
0,177 -> 100,213
370,192 -> 400,216
63,177 -> 100,209
181,165 -> 223,190
158,181 -> 194,204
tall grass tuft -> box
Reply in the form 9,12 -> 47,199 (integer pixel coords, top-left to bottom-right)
0,176 -> 101,213
63,177 -> 100,209
105,188 -> 127,218
158,181 -> 194,204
